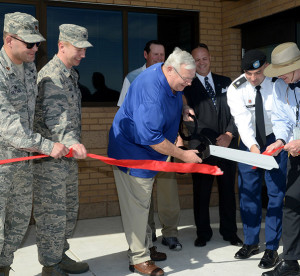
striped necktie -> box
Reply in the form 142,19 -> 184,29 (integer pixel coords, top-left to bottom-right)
204,76 -> 216,107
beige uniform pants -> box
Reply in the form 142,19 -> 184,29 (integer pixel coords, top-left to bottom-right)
112,166 -> 154,265
148,158 -> 181,238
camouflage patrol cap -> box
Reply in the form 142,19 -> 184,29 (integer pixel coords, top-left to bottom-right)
59,24 -> 92,48
4,12 -> 45,43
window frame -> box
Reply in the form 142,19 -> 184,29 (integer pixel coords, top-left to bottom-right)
0,0 -> 199,102
1,0 -> 198,76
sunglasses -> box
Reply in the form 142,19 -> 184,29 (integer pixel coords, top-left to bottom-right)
10,36 -> 41,49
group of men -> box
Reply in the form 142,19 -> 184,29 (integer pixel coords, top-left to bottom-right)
111,39 -> 300,276
0,12 -> 91,276
1,9 -> 300,276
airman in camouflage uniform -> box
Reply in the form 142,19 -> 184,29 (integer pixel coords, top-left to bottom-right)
33,24 -> 92,276
0,12 -> 69,276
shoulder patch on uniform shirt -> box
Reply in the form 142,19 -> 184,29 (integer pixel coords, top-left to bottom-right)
232,76 -> 247,89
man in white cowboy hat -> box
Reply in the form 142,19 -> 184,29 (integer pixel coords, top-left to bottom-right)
263,42 -> 300,276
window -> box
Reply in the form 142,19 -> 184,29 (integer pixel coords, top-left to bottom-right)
241,6 -> 300,63
128,12 -> 157,71
0,1 -> 198,105
47,6 -> 123,103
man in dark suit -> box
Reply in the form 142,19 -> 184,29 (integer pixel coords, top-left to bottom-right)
183,43 -> 242,247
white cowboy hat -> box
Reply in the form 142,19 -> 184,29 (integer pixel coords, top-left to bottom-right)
264,42 -> 300,77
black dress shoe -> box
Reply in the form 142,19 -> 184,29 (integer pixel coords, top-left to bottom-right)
234,244 -> 259,259
194,237 -> 210,247
152,233 -> 157,242
149,246 -> 167,262
258,249 -> 279,269
262,260 -> 300,276
162,236 -> 182,251
223,234 -> 243,246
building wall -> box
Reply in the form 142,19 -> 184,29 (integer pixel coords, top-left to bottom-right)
222,0 -> 300,80
77,0 -> 300,219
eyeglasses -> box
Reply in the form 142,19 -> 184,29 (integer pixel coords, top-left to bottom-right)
173,67 -> 195,83
10,36 -> 41,49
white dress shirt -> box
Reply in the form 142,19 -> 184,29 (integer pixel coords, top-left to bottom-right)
196,71 -> 215,92
227,74 -> 274,150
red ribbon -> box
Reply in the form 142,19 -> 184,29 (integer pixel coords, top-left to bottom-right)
252,146 -> 284,169
261,146 -> 284,156
0,150 -> 223,175
0,149 -> 74,165
0,154 -> 48,165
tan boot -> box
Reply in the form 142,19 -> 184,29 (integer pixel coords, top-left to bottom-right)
42,264 -> 68,276
0,266 -> 11,276
58,253 -> 89,274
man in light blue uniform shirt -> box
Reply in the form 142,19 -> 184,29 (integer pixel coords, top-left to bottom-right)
263,42 -> 300,276
108,47 -> 201,276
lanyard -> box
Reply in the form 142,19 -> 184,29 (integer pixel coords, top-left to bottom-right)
293,89 -> 299,126
287,85 -> 300,126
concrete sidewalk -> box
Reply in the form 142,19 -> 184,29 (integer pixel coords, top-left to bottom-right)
11,207 -> 281,276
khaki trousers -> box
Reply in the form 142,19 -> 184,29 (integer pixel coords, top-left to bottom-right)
112,166 -> 154,265
148,159 -> 180,238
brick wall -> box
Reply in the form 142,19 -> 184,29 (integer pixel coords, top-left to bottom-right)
78,107 -> 119,219
76,0 -> 300,219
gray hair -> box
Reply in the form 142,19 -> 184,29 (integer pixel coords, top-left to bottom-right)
164,47 -> 195,71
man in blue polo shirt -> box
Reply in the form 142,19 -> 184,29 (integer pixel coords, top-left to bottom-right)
108,47 -> 201,276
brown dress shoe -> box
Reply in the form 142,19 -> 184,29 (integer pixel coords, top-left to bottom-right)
129,260 -> 164,276
149,246 -> 167,261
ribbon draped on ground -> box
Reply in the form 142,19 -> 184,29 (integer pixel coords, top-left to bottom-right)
0,150 -> 223,175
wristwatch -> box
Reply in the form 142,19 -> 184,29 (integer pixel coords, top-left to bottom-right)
276,138 -> 286,145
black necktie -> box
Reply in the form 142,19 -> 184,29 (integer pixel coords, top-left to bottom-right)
204,77 -> 216,107
255,85 -> 266,148
289,81 -> 300,90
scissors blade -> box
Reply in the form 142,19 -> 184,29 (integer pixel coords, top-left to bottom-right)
209,145 -> 279,170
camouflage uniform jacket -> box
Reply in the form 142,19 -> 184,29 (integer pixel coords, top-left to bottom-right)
0,47 -> 54,159
35,55 -> 81,147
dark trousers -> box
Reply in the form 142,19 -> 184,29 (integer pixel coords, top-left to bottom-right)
283,156 -> 300,260
238,134 -> 288,250
192,155 -> 237,240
